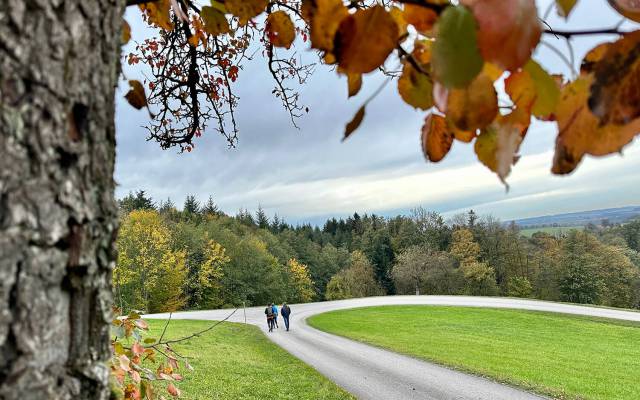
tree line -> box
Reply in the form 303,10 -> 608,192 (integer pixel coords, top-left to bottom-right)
115,191 -> 640,313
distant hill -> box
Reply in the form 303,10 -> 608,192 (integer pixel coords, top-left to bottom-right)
510,206 -> 640,228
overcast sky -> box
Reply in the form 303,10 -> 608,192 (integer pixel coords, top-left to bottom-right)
115,0 -> 640,225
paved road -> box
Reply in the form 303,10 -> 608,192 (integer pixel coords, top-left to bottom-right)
146,296 -> 640,400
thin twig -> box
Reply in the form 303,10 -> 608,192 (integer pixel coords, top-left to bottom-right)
543,28 -> 626,38
158,312 -> 173,344
156,308 -> 239,346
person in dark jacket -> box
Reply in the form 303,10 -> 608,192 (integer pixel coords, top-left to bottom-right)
281,303 -> 291,331
265,304 -> 274,332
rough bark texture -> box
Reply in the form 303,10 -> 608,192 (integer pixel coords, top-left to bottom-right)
0,0 -> 123,398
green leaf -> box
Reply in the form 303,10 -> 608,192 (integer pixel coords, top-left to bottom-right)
144,337 -> 157,344
201,6 -> 231,36
524,59 -> 560,119
432,5 -> 484,88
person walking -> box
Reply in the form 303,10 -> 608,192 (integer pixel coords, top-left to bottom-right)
265,303 -> 274,332
281,303 -> 291,331
271,303 -> 279,329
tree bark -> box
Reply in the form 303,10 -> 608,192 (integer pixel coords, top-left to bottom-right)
0,0 -> 123,398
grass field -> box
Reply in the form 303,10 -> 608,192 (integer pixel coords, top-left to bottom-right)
308,306 -> 640,400
519,226 -> 583,237
145,320 -> 354,400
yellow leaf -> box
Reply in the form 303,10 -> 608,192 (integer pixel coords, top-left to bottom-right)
122,19 -> 131,44
447,73 -> 498,131
139,0 -> 173,31
398,62 -> 433,110
524,60 -> 560,119
334,6 -> 398,74
553,76 -> 640,174
347,73 -> 362,98
266,11 -> 296,49
201,6 -> 230,36
474,117 -> 525,184
422,113 -> 454,162
390,6 -> 408,38
303,0 -> 349,53
225,0 -> 268,25
125,80 -> 148,110
556,0 -> 577,18
344,106 -> 365,140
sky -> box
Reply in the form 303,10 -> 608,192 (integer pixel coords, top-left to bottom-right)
115,0 -> 640,225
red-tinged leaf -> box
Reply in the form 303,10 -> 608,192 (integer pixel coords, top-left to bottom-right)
589,30 -> 640,125
171,373 -> 183,381
398,62 -> 433,110
119,355 -> 132,372
432,5 -> 484,88
422,113 -> 454,162
130,370 -> 141,384
334,6 -> 398,74
433,81 -> 448,112
159,373 -> 174,381
122,20 -> 131,44
132,342 -> 144,356
461,0 -> 542,71
168,357 -> 179,371
266,11 -> 296,49
167,383 -> 181,397
447,73 -> 498,131
125,383 -> 141,400
608,0 -> 640,22
343,106 -> 365,140
134,319 -> 149,330
125,80 -> 148,110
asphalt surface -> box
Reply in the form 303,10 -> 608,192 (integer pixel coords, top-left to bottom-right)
146,296 -> 640,399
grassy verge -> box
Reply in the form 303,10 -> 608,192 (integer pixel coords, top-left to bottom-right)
146,319 -> 354,400
308,306 -> 640,400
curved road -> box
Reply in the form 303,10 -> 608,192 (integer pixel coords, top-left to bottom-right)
146,296 -> 640,400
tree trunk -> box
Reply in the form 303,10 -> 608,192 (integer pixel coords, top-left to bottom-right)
415,282 -> 420,296
0,0 -> 123,398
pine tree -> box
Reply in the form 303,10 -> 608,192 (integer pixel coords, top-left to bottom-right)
183,195 -> 200,215
202,195 -> 220,216
256,206 -> 270,229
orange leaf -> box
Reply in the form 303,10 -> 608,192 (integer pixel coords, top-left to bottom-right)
303,0 -> 349,53
344,106 -> 365,140
125,80 -> 148,110
266,11 -> 296,49
474,116 -> 525,184
139,0 -> 173,31
398,62 -> 433,110
553,76 -> 640,174
167,383 -> 181,397
581,42 -> 611,75
122,19 -> 131,44
422,113 -> 454,162
608,0 -> 640,22
346,73 -> 362,98
589,30 -> 640,125
132,342 -> 145,356
447,73 -> 498,131
225,0 -> 268,25
403,4 -> 438,35
334,6 -> 398,74
461,0 -> 541,71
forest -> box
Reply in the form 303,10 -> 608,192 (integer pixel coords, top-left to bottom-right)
115,190 -> 640,313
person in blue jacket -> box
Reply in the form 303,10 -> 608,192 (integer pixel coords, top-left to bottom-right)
271,303 -> 279,329
281,303 -> 291,331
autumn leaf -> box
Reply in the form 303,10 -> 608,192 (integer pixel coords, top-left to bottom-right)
525,60 -> 560,119
398,62 -> 433,110
225,0 -> 268,25
303,0 -> 349,53
581,43 -> 611,75
403,4 -> 438,35
125,80 -> 148,110
266,11 -> 296,49
505,67 -> 537,112
201,6 -> 231,36
390,6 -> 409,38
432,5 -> 484,88
344,106 -> 365,140
412,39 -> 432,65
449,120 -> 477,143
347,73 -> 362,98
167,382 -> 181,397
553,76 -> 640,174
588,30 -> 640,125
139,0 -> 173,31
422,113 -> 454,162
334,6 -> 398,74
122,20 -> 131,44
556,0 -> 578,18
447,73 -> 498,131
474,117 -> 525,184
608,0 -> 640,22
461,0 -> 541,71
